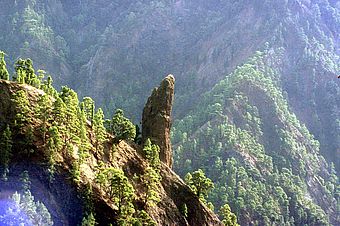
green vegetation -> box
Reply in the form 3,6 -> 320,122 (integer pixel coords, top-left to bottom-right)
81,97 -> 95,123
1,45 -> 337,224
0,51 -> 9,80
93,108 -> 107,152
0,125 -> 12,181
81,213 -> 97,226
35,94 -> 52,144
185,169 -> 216,213
12,90 -> 32,128
110,109 -> 136,143
96,167 -> 135,222
0,171 -> 53,226
95,167 -> 157,225
140,166 -> 161,208
140,139 -> 162,208
180,204 -> 188,218
173,53 -> 338,225
14,58 -> 43,88
0,0 -> 338,224
143,138 -> 161,168
185,169 -> 214,203
132,210 -> 157,226
219,204 -> 239,226
46,125 -> 62,180
0,54 -> 148,225
0,192 -> 53,226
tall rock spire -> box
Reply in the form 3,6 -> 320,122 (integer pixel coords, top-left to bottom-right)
142,75 -> 175,168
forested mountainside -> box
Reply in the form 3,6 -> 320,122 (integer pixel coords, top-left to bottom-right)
172,52 -> 338,225
0,0 -> 339,225
0,0 -> 338,167
0,65 -> 223,225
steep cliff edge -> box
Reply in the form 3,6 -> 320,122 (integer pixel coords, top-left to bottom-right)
0,79 -> 222,226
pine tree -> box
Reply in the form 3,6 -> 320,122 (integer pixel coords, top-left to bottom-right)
139,140 -> 162,209
134,210 -> 157,226
0,125 -> 12,180
20,170 -> 31,193
81,183 -> 95,214
93,108 -> 107,152
143,139 -> 160,169
35,201 -> 54,225
185,169 -> 214,202
95,168 -> 135,221
40,74 -> 57,97
104,119 -> 112,132
46,124 -> 62,180
220,204 -> 239,226
140,166 -> 161,208
81,213 -> 97,226
13,58 -> 40,87
52,96 -> 67,126
16,69 -> 27,84
81,97 -> 95,123
12,90 -> 32,128
78,107 -> 92,162
0,51 -> 9,80
60,86 -> 80,144
111,109 -> 136,143
71,159 -> 81,183
0,191 -> 53,226
35,94 -> 52,144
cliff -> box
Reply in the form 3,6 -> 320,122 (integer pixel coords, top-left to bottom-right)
0,79 -> 222,226
142,75 -> 175,168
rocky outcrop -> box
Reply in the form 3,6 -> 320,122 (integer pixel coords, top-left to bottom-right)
142,75 -> 175,168
0,79 -> 222,226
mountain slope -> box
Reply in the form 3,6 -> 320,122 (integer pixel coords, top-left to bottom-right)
0,78 -> 222,226
0,0 -> 338,225
172,53 -> 339,225
0,0 -> 338,167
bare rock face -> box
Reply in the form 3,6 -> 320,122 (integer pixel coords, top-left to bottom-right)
142,75 -> 175,168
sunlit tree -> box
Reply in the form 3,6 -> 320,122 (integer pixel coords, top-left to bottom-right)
185,169 -> 214,202
220,204 -> 239,226
96,168 -> 135,221
0,51 -> 9,80
143,139 -> 160,168
93,108 -> 107,153
81,97 -> 95,123
12,90 -> 32,128
111,109 -> 136,143
140,167 -> 161,208
35,94 -> 52,144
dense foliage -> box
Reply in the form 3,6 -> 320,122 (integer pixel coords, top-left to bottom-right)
141,139 -> 162,208
173,53 -> 339,225
185,169 -> 214,203
110,109 -> 136,143
96,167 -> 135,222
